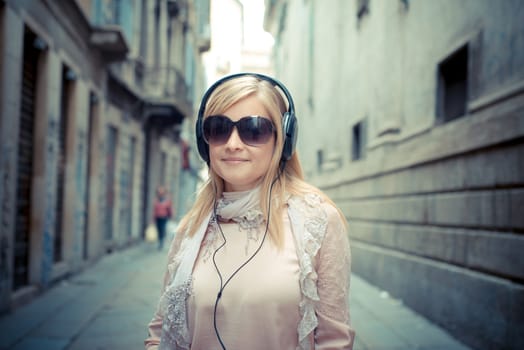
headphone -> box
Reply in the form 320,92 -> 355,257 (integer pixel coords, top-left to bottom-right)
195,72 -> 298,167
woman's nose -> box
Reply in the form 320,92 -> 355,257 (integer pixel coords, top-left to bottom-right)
225,127 -> 244,148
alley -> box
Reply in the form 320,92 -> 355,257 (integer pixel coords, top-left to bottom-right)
1,1 -> 523,349
0,242 -> 471,350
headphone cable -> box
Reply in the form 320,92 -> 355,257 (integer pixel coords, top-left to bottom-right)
212,177 -> 278,349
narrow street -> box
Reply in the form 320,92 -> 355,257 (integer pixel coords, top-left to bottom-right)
0,243 -> 163,350
1,2 -> 521,349
0,242 -> 471,350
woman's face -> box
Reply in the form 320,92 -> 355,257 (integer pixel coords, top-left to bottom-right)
209,95 -> 275,192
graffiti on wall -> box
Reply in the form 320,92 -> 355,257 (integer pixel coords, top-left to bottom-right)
119,134 -> 131,240
99,129 -> 107,240
0,143 -> 13,292
41,118 -> 58,286
75,131 -> 87,258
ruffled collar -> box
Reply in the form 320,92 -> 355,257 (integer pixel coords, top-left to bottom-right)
215,186 -> 265,231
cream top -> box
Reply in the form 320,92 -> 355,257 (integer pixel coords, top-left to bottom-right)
145,193 -> 355,350
187,214 -> 301,349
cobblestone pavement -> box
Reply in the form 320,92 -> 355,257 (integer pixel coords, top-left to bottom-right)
0,242 -> 472,350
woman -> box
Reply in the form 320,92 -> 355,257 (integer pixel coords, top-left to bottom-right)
145,73 -> 355,349
153,186 -> 173,250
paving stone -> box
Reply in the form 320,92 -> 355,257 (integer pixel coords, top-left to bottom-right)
0,242 -> 471,350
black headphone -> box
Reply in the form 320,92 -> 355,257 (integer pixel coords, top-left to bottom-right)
195,72 -> 298,166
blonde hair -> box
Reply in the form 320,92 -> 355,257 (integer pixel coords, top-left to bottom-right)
178,75 -> 346,248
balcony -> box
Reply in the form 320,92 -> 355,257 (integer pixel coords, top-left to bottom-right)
197,24 -> 211,53
142,66 -> 193,128
90,26 -> 129,62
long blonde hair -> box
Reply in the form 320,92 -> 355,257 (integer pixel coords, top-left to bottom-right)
178,75 -> 345,248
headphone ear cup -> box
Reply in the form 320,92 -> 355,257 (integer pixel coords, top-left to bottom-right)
281,112 -> 298,161
195,116 -> 210,164
196,73 -> 297,166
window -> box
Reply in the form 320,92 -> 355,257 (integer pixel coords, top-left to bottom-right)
92,0 -> 133,42
160,151 -> 167,186
317,149 -> 324,172
357,0 -> 370,19
437,44 -> 469,122
351,121 -> 366,161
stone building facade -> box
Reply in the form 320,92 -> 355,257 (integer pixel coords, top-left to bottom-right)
265,0 -> 524,349
0,0 -> 210,312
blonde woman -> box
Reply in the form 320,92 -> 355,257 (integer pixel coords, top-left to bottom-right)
145,73 -> 355,350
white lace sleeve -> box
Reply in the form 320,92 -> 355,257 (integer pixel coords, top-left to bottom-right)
314,203 -> 355,349
145,231 -> 186,349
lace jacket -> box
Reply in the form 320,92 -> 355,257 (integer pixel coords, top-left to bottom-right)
145,193 -> 354,349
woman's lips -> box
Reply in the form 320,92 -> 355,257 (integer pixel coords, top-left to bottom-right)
222,157 -> 248,163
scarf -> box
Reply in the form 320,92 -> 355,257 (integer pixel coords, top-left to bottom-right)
159,186 -> 265,349
159,190 -> 328,350
215,186 -> 265,232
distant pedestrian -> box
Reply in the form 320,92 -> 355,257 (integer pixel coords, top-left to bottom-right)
145,73 -> 355,349
152,185 -> 173,250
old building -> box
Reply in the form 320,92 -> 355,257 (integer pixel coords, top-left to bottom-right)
265,0 -> 524,349
0,0 -> 210,312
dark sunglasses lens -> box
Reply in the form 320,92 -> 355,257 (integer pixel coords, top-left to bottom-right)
203,116 -> 232,145
203,116 -> 274,145
238,117 -> 274,145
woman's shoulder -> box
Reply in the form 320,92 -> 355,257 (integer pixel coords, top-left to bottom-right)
287,191 -> 346,229
288,191 -> 336,211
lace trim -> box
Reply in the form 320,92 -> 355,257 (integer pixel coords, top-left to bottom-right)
216,194 -> 266,254
289,193 -> 327,350
159,193 -> 328,350
201,215 -> 265,260
199,218 -> 218,263
160,235 -> 194,350
159,277 -> 192,350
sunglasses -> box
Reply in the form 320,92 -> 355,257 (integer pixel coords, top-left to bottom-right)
203,115 -> 275,146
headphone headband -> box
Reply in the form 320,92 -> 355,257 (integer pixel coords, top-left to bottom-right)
195,72 -> 298,166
